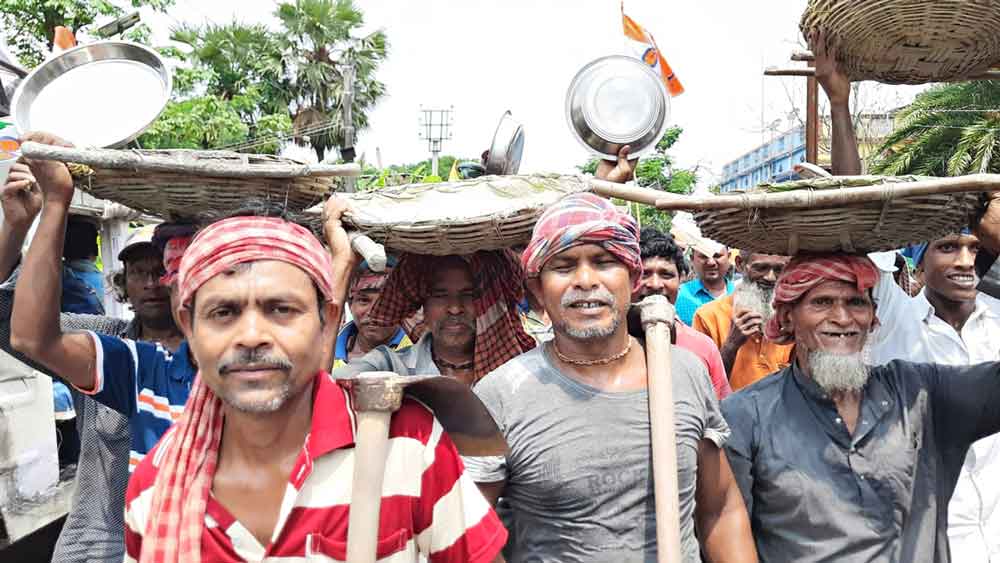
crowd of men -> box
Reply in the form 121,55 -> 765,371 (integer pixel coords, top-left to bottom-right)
3,46 -> 1000,563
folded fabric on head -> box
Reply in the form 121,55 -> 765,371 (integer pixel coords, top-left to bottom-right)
522,192 -> 642,286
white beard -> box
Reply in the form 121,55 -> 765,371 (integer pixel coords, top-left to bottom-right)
733,279 -> 774,321
808,342 -> 873,394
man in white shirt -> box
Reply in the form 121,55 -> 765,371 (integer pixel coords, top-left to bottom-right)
871,233 -> 1000,561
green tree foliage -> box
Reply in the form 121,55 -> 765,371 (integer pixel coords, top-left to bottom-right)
0,0 -> 172,68
872,81 -> 1000,176
579,126 -> 697,231
277,0 -> 388,161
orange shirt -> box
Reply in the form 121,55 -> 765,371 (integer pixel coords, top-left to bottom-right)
692,294 -> 793,391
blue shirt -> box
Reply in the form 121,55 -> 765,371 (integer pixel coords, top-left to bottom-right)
675,278 -> 734,326
78,332 -> 195,470
334,320 -> 408,364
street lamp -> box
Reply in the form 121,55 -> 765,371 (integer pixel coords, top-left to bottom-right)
417,105 -> 454,177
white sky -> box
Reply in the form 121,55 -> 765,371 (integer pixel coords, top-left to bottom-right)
139,0 -> 922,186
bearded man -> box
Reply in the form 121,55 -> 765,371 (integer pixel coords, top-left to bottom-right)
334,250 -> 535,387
722,253 -> 1000,562
465,193 -> 756,562
121,202 -> 507,562
692,252 -> 791,390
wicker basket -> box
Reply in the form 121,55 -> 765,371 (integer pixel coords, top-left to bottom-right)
693,176 -> 982,254
320,174 -> 591,256
63,149 -> 339,220
801,0 -> 1000,84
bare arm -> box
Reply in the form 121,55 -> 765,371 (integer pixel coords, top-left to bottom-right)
475,480 -> 505,508
695,439 -> 758,562
813,32 -> 861,176
10,132 -> 98,390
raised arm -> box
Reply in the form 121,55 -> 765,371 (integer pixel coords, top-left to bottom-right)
0,162 -> 42,280
813,33 -> 862,176
10,132 -> 98,390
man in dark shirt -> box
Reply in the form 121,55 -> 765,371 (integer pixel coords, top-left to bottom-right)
721,249 -> 1000,562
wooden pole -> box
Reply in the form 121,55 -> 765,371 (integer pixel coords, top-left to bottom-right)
19,142 -> 361,178
638,295 -> 682,563
347,410 -> 392,563
806,61 -> 819,165
653,174 -> 1000,211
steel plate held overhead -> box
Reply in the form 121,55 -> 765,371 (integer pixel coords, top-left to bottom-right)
485,110 -> 525,176
11,41 -> 171,148
566,55 -> 670,159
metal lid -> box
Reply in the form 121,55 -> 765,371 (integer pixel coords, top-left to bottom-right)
566,55 -> 670,159
11,41 -> 171,148
484,110 -> 525,175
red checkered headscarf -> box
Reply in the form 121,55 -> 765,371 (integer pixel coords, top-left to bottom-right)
764,254 -> 880,344
141,216 -> 336,563
367,250 -> 535,382
522,192 -> 642,287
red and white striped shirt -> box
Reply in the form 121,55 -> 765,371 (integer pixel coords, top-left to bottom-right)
123,372 -> 507,562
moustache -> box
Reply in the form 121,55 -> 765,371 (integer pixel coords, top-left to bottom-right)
218,348 -> 294,376
561,288 -> 617,309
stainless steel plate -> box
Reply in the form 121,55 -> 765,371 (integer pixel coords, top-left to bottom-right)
566,55 -> 670,159
11,41 -> 171,148
485,110 -> 525,175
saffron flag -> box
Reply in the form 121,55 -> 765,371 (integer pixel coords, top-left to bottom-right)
448,159 -> 461,181
622,4 -> 684,97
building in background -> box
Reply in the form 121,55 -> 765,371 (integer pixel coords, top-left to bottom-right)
720,126 -> 806,193
719,111 -> 897,193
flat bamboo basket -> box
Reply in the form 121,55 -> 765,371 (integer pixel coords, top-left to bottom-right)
690,176 -> 981,255
316,174 -> 592,255
801,0 -> 1000,84
19,142 -> 359,221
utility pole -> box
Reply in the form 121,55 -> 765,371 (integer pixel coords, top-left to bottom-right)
417,106 -> 454,177
341,51 -> 357,192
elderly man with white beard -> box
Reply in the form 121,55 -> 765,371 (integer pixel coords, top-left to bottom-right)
693,252 -> 792,390
721,253 -> 1000,563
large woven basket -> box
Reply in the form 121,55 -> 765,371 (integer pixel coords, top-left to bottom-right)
693,176 -> 981,255
801,0 -> 1000,84
325,174 -> 591,255
66,149 -> 337,220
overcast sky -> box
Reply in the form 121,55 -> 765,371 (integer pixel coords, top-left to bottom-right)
140,1 -> 922,186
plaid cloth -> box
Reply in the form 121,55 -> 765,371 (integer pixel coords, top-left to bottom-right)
177,217 -> 335,308
141,216 -> 336,563
764,254 -> 879,344
522,192 -> 642,287
368,250 -> 535,382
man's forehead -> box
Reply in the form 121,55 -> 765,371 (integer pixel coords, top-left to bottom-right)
747,253 -> 790,264
801,279 -> 869,299
430,257 -> 474,287
934,232 -> 979,245
550,243 -> 614,261
199,260 -> 315,297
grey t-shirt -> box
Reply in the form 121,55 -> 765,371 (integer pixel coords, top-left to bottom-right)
465,342 -> 729,563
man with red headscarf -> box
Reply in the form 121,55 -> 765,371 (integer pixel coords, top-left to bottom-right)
722,251 -> 1000,562
465,192 -> 755,562
13,134 -> 507,563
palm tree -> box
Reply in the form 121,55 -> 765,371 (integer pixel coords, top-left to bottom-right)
872,81 -> 1000,176
276,0 -> 388,161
